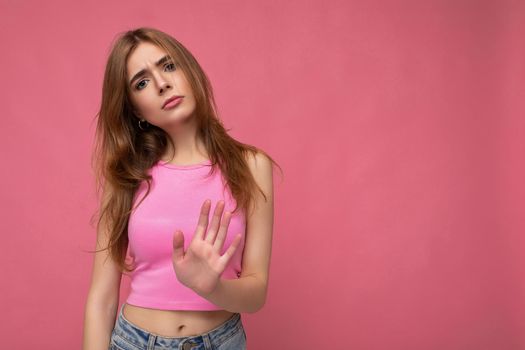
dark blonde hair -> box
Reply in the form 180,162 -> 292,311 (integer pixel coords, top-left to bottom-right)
88,27 -> 282,273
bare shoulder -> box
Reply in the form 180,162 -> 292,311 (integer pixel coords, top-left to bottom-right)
245,150 -> 272,171
244,150 -> 274,209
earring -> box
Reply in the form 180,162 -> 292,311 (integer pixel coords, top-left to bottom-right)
138,119 -> 149,131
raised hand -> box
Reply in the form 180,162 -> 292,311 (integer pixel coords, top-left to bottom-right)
171,199 -> 242,297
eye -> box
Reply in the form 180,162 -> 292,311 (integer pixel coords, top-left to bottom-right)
135,62 -> 176,90
136,80 -> 146,90
136,78 -> 148,90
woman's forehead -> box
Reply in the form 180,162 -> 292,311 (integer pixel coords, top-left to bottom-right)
128,43 -> 168,68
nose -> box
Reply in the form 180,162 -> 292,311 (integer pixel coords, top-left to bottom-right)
152,71 -> 171,93
159,79 -> 171,93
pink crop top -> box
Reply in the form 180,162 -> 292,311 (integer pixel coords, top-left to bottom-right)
125,159 -> 246,311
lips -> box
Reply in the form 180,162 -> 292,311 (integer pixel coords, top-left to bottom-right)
162,95 -> 183,109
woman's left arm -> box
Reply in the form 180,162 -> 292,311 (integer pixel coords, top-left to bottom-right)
200,151 -> 274,313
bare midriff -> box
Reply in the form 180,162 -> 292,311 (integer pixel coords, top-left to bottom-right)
122,303 -> 235,337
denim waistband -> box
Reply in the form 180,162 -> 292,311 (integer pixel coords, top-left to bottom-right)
113,302 -> 243,349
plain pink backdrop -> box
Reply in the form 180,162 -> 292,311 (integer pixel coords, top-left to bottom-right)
1,1 -> 524,349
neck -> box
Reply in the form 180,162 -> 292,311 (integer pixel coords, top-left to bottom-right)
161,118 -> 209,164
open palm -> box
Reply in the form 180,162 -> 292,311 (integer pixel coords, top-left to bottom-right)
172,199 -> 242,297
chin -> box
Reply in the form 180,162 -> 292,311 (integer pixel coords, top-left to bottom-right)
162,112 -> 195,126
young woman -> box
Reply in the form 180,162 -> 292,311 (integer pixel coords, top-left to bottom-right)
82,27 -> 280,350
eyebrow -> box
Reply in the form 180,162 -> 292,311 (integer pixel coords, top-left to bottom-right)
129,55 -> 172,87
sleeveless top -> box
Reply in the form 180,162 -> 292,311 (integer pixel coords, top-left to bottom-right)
125,159 -> 246,310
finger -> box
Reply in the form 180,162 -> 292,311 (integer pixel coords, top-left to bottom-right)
218,233 -> 242,269
213,209 -> 232,253
194,199 -> 212,241
205,200 -> 225,245
172,230 -> 185,263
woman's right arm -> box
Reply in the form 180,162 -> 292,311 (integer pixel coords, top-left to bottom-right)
83,185 -> 122,350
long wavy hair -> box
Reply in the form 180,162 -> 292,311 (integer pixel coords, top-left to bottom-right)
88,27 -> 282,274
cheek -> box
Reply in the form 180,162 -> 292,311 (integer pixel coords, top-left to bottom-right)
130,94 -> 144,112
135,94 -> 157,113
175,74 -> 192,93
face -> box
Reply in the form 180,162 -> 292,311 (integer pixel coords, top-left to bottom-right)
126,41 -> 197,129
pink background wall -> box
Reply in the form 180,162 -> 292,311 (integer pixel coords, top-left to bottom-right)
1,1 -> 524,349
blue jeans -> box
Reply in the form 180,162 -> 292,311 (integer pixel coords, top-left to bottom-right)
109,303 -> 247,350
